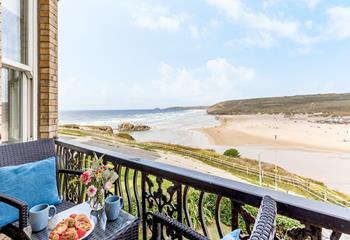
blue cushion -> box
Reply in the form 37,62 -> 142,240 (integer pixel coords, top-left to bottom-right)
0,157 -> 61,228
222,229 -> 241,240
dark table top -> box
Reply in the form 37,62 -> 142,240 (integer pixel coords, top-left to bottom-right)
24,202 -> 138,240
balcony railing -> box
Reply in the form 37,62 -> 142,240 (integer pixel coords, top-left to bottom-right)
55,139 -> 350,240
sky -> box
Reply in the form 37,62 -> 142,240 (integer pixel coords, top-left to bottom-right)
58,0 -> 350,111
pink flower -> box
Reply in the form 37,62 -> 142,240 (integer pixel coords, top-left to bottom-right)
104,182 -> 112,191
87,185 -> 97,197
80,171 -> 91,185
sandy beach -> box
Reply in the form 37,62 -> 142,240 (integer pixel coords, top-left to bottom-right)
201,114 -> 350,153
200,114 -> 350,195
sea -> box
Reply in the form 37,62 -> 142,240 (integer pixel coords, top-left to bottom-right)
60,109 -> 218,147
60,109 -> 350,195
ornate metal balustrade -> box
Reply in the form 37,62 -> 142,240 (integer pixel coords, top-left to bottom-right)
55,139 -> 350,240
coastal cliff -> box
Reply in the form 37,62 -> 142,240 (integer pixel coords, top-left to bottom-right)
207,93 -> 350,115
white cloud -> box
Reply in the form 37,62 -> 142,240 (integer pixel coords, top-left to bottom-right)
207,0 -> 334,51
244,12 -> 299,38
304,20 -> 313,30
206,0 -> 243,20
206,0 -> 300,39
302,0 -> 320,9
153,58 -> 255,104
263,0 -> 280,9
225,32 -> 277,48
326,6 -> 350,39
133,5 -> 189,32
263,0 -> 320,9
60,59 -> 256,110
293,34 -> 322,45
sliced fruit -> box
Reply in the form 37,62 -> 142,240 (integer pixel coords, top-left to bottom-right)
77,228 -> 87,238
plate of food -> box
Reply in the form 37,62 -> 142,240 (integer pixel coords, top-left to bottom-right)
49,213 -> 94,240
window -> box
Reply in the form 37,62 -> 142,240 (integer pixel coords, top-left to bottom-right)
1,0 -> 37,143
1,68 -> 22,142
2,0 -> 27,64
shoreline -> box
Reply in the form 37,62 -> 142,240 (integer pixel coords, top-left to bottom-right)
200,114 -> 350,154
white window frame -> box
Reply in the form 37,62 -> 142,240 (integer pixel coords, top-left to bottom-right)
2,0 -> 38,142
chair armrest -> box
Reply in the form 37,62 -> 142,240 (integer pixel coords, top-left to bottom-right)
57,169 -> 83,176
0,194 -> 28,230
249,195 -> 277,240
152,212 -> 209,240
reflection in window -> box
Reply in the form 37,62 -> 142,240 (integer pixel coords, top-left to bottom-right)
2,0 -> 27,63
1,68 -> 22,143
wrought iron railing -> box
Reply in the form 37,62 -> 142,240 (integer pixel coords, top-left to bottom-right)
142,142 -> 350,207
55,139 -> 350,240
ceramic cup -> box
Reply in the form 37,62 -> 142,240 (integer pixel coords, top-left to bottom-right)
29,203 -> 56,232
105,196 -> 124,221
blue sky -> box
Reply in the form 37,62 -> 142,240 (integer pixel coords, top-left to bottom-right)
58,0 -> 350,110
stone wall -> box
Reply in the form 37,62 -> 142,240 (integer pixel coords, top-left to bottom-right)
38,0 -> 58,138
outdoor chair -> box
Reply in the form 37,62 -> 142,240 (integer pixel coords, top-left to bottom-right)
151,195 -> 277,240
0,139 -> 84,239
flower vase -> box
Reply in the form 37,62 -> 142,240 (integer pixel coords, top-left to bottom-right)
89,189 -> 105,211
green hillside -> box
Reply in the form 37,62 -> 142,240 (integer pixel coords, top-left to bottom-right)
207,93 -> 350,115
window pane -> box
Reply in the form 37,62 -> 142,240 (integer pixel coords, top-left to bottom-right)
1,68 -> 23,143
2,0 -> 27,63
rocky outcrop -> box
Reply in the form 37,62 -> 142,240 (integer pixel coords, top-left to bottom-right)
118,122 -> 151,132
60,124 -> 113,134
117,122 -> 134,131
115,133 -> 135,141
133,125 -> 151,131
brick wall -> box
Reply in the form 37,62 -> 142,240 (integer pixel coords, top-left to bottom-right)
38,0 -> 58,138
